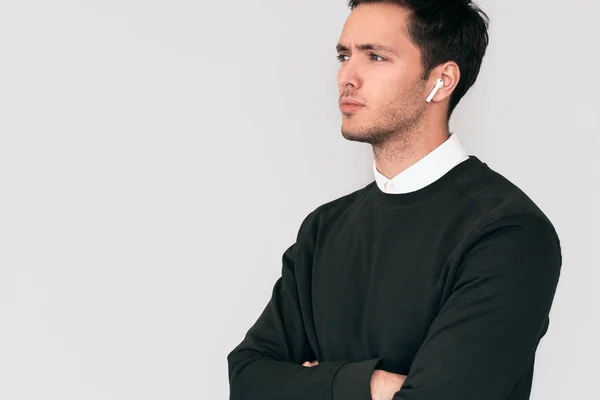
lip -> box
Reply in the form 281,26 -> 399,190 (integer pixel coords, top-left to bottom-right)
340,103 -> 364,113
339,99 -> 365,113
340,98 -> 365,106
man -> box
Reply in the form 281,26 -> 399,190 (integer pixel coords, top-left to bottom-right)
227,1 -> 562,399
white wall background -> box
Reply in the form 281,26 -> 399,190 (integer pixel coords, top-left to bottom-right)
0,0 -> 597,399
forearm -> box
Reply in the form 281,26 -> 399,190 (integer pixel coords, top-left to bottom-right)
228,353 -> 341,400
228,349 -> 382,400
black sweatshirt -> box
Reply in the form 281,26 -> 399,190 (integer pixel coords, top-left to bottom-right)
227,156 -> 562,400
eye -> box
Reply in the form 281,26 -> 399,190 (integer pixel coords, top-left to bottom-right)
337,54 -> 349,62
370,53 -> 385,61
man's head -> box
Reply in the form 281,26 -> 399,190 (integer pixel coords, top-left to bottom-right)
337,0 -> 489,145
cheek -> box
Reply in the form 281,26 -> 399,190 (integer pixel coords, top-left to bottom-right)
367,82 -> 402,110
381,76 -> 425,108
369,72 -> 406,101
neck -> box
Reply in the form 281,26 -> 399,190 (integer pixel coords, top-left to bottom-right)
372,117 -> 450,180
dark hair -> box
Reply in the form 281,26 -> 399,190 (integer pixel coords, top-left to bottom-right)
348,0 -> 490,119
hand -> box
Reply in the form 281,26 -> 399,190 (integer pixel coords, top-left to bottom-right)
370,369 -> 407,400
302,360 -> 319,367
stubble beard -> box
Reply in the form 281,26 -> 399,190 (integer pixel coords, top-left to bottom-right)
341,83 -> 427,147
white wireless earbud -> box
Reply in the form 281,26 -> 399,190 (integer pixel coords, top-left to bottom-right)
425,78 -> 444,103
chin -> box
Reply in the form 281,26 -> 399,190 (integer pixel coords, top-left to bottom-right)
341,122 -> 394,145
341,126 -> 377,144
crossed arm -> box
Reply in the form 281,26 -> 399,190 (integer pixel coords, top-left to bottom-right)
303,360 -> 407,400
227,213 -> 561,400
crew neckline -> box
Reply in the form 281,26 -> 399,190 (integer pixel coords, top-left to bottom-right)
371,155 -> 483,207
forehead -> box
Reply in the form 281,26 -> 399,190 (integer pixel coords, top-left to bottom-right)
339,3 -> 414,50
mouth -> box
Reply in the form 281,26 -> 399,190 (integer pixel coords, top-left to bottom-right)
339,103 -> 365,113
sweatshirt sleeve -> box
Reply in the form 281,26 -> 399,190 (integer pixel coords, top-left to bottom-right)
227,212 -> 382,400
394,213 -> 562,400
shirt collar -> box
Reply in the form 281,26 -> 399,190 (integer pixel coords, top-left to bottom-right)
373,133 -> 469,194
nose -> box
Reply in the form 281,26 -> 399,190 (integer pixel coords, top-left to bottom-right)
338,59 -> 361,90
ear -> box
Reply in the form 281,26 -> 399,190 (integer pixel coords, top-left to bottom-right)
426,62 -> 460,103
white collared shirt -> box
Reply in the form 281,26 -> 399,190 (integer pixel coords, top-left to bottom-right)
373,133 -> 469,194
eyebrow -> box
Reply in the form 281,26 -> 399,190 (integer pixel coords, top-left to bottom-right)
336,42 -> 399,56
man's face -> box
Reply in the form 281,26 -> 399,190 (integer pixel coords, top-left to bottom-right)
337,3 -> 428,145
